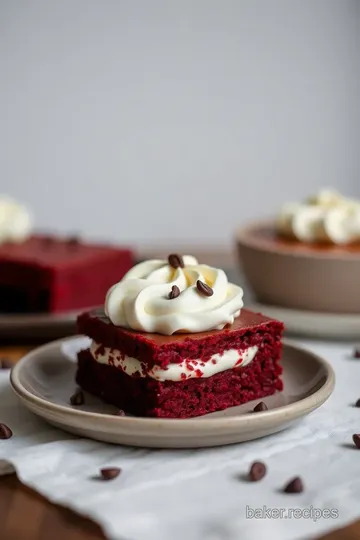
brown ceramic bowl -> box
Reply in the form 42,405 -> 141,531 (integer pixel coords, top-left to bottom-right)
236,221 -> 360,314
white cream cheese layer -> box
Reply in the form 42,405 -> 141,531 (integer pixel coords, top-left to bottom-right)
90,341 -> 258,382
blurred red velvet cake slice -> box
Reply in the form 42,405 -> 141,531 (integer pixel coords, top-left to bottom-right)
0,237 -> 134,313
76,255 -> 284,418
0,195 -> 134,313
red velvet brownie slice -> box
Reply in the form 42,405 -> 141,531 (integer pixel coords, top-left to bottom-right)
0,236 -> 134,313
0,195 -> 134,313
76,308 -> 283,418
76,255 -> 284,418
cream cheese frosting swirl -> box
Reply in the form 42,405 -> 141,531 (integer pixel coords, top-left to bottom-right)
276,189 -> 360,244
0,195 -> 32,244
105,256 -> 244,335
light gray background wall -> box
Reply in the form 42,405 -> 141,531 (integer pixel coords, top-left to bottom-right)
1,0 -> 359,248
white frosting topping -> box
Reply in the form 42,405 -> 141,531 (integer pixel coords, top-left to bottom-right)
90,340 -> 258,382
276,189 -> 360,244
104,256 -> 244,335
0,195 -> 32,244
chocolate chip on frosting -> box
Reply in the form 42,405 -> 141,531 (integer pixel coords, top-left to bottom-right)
168,285 -> 181,299
196,280 -> 213,297
168,254 -> 184,269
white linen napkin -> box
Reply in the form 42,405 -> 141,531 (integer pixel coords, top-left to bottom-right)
1,339 -> 360,540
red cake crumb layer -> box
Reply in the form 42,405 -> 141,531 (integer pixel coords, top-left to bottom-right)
76,343 -> 283,418
77,308 -> 283,369
76,309 -> 284,418
0,236 -> 134,313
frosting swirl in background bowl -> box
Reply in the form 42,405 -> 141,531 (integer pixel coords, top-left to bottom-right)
105,256 -> 244,335
276,189 -> 360,245
0,196 -> 32,244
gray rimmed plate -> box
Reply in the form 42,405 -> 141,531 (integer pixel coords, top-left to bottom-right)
10,336 -> 335,449
0,305 -> 100,340
0,311 -> 78,339
248,302 -> 360,341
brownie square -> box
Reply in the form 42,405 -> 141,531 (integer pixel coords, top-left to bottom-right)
0,236 -> 134,313
76,308 -> 284,418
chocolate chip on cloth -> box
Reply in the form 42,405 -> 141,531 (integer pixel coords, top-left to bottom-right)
248,461 -> 267,482
100,467 -> 122,480
353,434 -> 360,448
283,476 -> 304,493
0,357 -> 13,370
353,348 -> 360,359
0,423 -> 13,439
